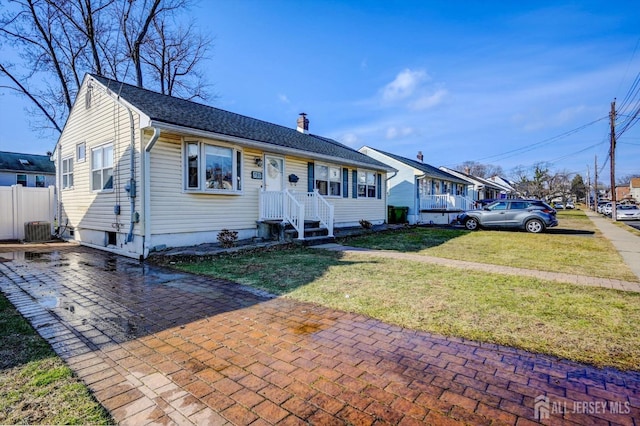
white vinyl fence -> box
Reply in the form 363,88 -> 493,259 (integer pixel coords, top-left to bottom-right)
0,185 -> 56,240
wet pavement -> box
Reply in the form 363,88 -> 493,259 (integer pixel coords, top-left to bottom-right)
1,245 -> 639,425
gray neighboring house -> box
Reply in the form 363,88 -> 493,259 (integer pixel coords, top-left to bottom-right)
0,151 -> 55,187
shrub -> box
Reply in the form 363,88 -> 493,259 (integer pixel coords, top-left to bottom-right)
217,229 -> 238,248
359,219 -> 373,229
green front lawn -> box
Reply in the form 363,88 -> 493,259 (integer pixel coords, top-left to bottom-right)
338,209 -> 638,282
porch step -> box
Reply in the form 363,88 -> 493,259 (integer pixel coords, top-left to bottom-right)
284,225 -> 330,242
294,235 -> 336,247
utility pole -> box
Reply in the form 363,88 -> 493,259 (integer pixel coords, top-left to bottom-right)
610,99 -> 617,221
594,155 -> 598,211
586,165 -> 591,207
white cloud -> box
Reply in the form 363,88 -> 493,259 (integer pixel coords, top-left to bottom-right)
386,126 -> 415,140
409,89 -> 448,111
381,69 -> 429,102
341,132 -> 360,146
278,94 -> 290,103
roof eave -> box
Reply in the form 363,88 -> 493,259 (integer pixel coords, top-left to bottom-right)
147,121 -> 396,172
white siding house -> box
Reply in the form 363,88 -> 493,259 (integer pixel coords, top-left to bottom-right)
358,147 -> 472,225
54,74 -> 393,259
439,167 -> 506,203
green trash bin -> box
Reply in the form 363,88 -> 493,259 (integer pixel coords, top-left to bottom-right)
396,207 -> 409,223
388,205 -> 396,224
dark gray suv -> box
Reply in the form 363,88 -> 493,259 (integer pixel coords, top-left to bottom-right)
457,199 -> 558,233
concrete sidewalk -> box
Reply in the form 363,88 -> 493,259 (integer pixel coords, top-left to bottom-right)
583,209 -> 640,281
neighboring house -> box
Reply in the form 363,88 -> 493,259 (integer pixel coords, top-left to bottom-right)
0,151 -> 55,188
487,176 -> 518,197
54,74 -> 393,259
439,166 -> 505,202
629,178 -> 640,203
615,185 -> 632,203
358,147 -> 472,225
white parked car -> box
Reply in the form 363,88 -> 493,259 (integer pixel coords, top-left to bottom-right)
602,202 -> 612,216
565,201 -> 575,209
616,205 -> 640,220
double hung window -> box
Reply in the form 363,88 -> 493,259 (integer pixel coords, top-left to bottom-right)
315,164 -> 341,196
91,144 -> 113,191
62,157 -> 73,189
357,170 -> 377,198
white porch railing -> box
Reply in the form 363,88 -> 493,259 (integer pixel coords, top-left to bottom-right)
259,189 -> 334,239
420,194 -> 476,211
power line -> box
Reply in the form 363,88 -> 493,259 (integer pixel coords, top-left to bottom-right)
470,116 -> 608,164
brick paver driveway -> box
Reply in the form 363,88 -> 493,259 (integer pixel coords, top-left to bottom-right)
1,245 -> 639,425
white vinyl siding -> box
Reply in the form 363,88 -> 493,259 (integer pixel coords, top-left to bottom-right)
150,140 -> 257,235
57,79 -> 139,236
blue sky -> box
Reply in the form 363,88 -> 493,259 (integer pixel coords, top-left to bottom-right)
1,0 -> 639,181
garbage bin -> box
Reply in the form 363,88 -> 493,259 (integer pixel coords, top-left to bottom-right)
396,207 -> 409,223
388,205 -> 396,223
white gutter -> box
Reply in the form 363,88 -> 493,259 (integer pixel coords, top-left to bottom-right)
149,121 -> 397,173
142,127 -> 160,258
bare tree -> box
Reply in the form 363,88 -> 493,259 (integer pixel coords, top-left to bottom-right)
616,173 -> 640,186
0,0 -> 210,137
455,161 -> 504,179
118,0 -> 191,88
141,16 -> 210,100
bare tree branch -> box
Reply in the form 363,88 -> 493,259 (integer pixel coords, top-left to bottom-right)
0,63 -> 62,132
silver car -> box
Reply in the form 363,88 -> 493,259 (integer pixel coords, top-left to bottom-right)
457,199 -> 558,233
616,205 -> 640,220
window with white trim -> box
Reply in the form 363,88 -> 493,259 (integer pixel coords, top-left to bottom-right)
357,170 -> 377,198
16,174 -> 27,186
184,141 -> 242,192
91,144 -> 113,191
315,164 -> 341,196
62,157 -> 73,189
76,142 -> 86,162
35,175 -> 46,187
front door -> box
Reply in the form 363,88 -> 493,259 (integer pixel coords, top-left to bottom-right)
264,155 -> 284,192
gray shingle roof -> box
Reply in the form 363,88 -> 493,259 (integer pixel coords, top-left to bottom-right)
91,75 -> 391,170
0,151 -> 55,174
370,148 -> 468,184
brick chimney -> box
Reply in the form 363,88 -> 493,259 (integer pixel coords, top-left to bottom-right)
297,113 -> 309,134
417,151 -> 423,163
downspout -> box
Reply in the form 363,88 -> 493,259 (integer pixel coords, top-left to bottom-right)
56,143 -> 62,236
126,107 -> 137,243
142,127 -> 160,257
385,170 -> 398,223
